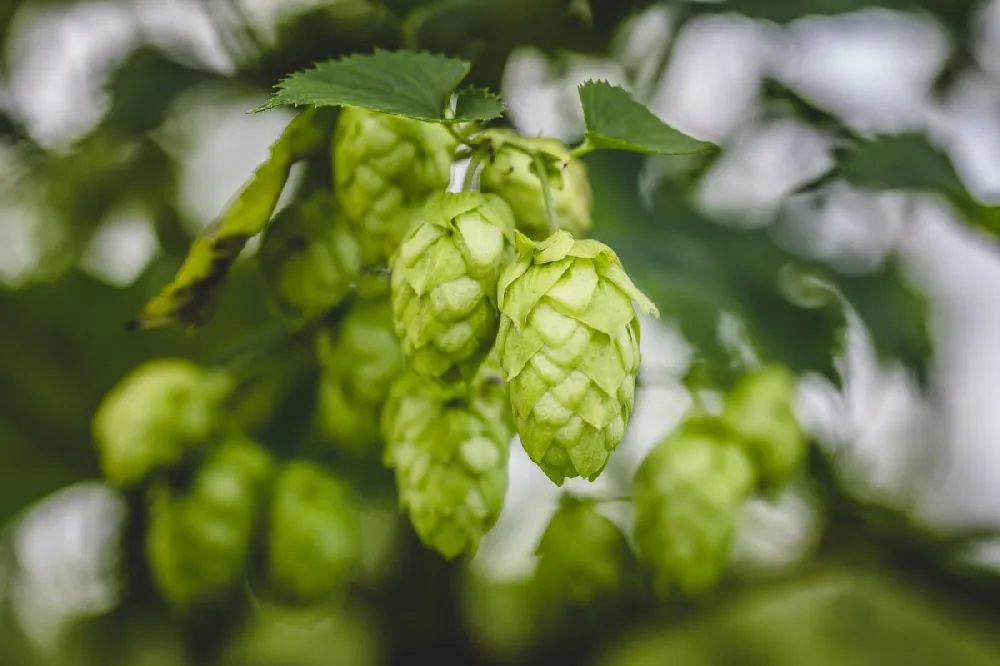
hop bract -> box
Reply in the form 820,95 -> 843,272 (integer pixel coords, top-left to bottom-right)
315,299 -> 404,451
631,430 -> 756,597
333,107 -> 457,268
533,495 -> 632,613
497,231 -> 658,485
92,359 -> 231,486
267,460 -> 361,602
479,130 -> 592,240
258,188 -> 360,322
381,364 -> 513,560
390,192 -> 516,383
146,437 -> 273,607
722,364 -> 808,492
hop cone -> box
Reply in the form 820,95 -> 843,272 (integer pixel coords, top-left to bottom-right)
267,460 -> 361,602
533,494 -> 632,612
632,429 -> 756,597
497,231 -> 658,485
93,359 -> 231,486
146,437 -> 274,607
390,192 -> 516,383
479,130 -> 592,240
381,363 -> 513,559
315,299 -> 404,451
333,107 -> 457,268
722,364 -> 807,492
258,188 -> 360,322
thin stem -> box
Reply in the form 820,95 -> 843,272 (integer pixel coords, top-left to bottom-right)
533,152 -> 560,234
570,139 -> 596,159
462,150 -> 485,192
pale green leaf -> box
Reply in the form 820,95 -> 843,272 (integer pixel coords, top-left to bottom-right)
578,81 -> 716,156
453,87 -> 506,122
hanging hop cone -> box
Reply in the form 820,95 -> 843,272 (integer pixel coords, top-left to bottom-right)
533,494 -> 632,614
146,437 -> 274,607
390,192 -> 516,384
381,358 -> 513,560
496,231 -> 658,485
479,130 -> 592,241
315,299 -> 405,452
333,107 -> 457,269
257,188 -> 361,323
722,364 -> 808,493
631,427 -> 756,597
267,460 -> 361,603
93,359 -> 232,487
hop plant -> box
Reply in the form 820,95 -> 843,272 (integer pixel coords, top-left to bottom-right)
333,106 -> 457,269
533,494 -> 632,612
92,359 -> 232,486
257,188 -> 361,322
267,460 -> 361,602
721,364 -> 807,492
381,363 -> 513,560
315,299 -> 405,451
496,231 -> 658,485
390,192 -> 516,383
479,130 -> 592,240
631,429 -> 756,597
146,437 -> 274,607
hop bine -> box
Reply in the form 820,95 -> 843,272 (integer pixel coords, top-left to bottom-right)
631,426 -> 756,597
257,188 -> 360,323
333,107 -> 457,275
497,230 -> 658,485
381,357 -> 513,559
92,359 -> 232,487
390,192 -> 515,384
146,437 -> 274,607
479,130 -> 592,240
267,460 -> 361,602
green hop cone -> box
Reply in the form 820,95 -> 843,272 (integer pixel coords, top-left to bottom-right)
631,430 -> 756,597
390,192 -> 516,383
533,494 -> 631,613
497,231 -> 659,485
333,107 -> 457,267
146,437 -> 274,608
93,359 -> 232,486
257,188 -> 361,323
381,365 -> 513,560
315,299 -> 404,451
267,460 -> 361,602
479,130 -> 592,240
721,364 -> 808,492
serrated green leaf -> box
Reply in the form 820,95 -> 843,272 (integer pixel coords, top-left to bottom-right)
578,81 -> 716,156
254,49 -> 476,122
453,87 -> 505,122
128,108 -> 336,331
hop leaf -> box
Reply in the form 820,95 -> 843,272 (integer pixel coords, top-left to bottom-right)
390,192 -> 516,384
533,495 -> 632,613
631,430 -> 756,597
381,364 -> 513,560
267,460 -> 361,602
721,364 -> 808,493
92,359 -> 232,486
146,437 -> 274,608
479,130 -> 592,240
315,299 -> 405,451
258,188 -> 361,323
496,231 -> 658,485
334,106 -> 457,269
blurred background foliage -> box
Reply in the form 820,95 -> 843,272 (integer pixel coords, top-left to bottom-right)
2,0 -> 1000,664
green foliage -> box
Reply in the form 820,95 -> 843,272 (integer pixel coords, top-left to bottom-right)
255,49 -> 504,123
578,81 -> 717,156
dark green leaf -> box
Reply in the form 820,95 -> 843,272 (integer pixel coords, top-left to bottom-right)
578,81 -> 716,156
254,49 -> 475,121
840,134 -> 967,195
453,86 -> 505,122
